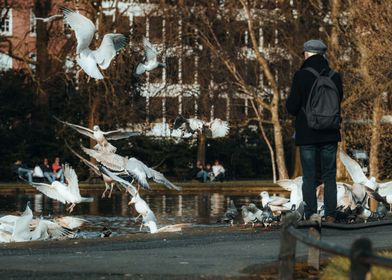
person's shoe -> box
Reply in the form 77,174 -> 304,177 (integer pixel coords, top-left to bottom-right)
325,216 -> 335,223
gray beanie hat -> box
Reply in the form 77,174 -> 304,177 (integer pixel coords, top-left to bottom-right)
303,39 -> 327,55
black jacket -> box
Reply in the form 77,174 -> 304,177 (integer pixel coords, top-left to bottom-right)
286,55 -> 343,145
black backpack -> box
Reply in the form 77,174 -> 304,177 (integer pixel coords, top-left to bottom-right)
303,67 -> 341,130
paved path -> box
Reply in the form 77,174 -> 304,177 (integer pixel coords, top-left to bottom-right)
1,225 -> 392,279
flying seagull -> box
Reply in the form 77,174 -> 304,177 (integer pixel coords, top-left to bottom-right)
173,115 -> 229,139
66,142 -> 129,198
61,7 -> 127,80
27,164 -> 93,213
82,145 -> 181,191
134,37 -> 166,77
339,151 -> 377,190
55,116 -> 139,153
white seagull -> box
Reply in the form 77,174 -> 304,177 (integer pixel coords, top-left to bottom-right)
56,116 -> 139,153
275,176 -> 304,210
134,37 -> 166,77
66,142 -> 129,198
173,115 -> 230,138
62,7 -> 127,80
339,151 -> 377,190
29,164 -> 93,213
260,191 -> 289,208
82,146 -> 181,191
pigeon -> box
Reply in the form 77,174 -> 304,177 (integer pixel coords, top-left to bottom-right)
246,203 -> 264,224
376,202 -> 387,220
260,191 -> 289,208
100,227 -> 112,238
290,201 -> 306,222
56,117 -> 139,153
365,186 -> 392,213
27,164 -> 93,213
134,37 -> 166,77
354,203 -> 374,223
66,142 -> 130,198
241,205 -> 257,227
61,7 -> 127,80
218,200 -> 239,226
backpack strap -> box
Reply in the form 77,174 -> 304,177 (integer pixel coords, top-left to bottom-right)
328,70 -> 336,78
303,67 -> 320,77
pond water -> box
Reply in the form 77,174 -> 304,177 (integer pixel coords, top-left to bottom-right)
0,187 -> 282,237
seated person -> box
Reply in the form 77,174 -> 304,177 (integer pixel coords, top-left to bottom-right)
205,163 -> 214,181
195,161 -> 208,183
52,157 -> 64,183
40,158 -> 55,183
212,160 -> 225,182
13,160 -> 33,183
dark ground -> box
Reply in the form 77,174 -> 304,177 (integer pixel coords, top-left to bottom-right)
1,223 -> 392,279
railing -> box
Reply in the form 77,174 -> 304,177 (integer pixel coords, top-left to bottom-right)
278,214 -> 392,280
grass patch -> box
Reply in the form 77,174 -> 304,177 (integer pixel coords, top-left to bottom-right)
321,251 -> 392,280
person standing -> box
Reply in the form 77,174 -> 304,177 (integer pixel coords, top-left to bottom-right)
286,39 -> 343,222
52,157 -> 64,183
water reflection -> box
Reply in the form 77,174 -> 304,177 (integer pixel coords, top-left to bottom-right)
0,188 -> 271,235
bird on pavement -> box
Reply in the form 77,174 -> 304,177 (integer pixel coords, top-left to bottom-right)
218,200 -> 239,226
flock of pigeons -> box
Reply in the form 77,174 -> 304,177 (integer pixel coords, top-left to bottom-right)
219,151 -> 392,227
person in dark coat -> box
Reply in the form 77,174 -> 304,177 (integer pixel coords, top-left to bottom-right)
286,39 -> 343,222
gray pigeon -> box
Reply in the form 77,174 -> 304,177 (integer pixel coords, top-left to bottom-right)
354,203 -> 374,223
241,205 -> 257,227
376,202 -> 387,220
291,201 -> 306,222
218,200 -> 239,226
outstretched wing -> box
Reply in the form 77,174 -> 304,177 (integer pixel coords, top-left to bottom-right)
339,151 -> 376,189
143,37 -> 157,63
104,129 -> 140,140
54,116 -> 94,139
93,33 -> 127,70
365,186 -> 388,204
99,165 -> 138,196
12,203 -> 33,241
61,7 -> 96,54
32,182 -> 67,204
63,164 -> 80,198
378,181 -> 392,196
276,178 -> 301,192
65,141 -> 101,176
81,145 -> 126,172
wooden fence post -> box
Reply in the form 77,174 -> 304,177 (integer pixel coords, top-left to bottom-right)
350,238 -> 372,280
278,214 -> 298,280
307,215 -> 321,270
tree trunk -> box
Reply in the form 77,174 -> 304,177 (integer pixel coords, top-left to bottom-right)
34,0 -> 51,106
292,146 -> 302,178
369,95 -> 382,179
271,108 -> 289,179
197,132 -> 206,166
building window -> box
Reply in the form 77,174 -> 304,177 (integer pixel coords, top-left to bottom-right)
133,16 -> 146,39
0,9 -> 12,36
182,56 -> 195,84
30,10 -> 36,35
230,98 -> 246,123
0,52 -> 12,71
212,98 -> 227,120
149,16 -> 163,44
149,97 -> 163,122
182,96 -> 196,118
166,56 -> 179,84
165,97 -> 179,120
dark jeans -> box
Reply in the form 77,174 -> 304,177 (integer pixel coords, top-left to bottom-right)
300,142 -> 337,218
